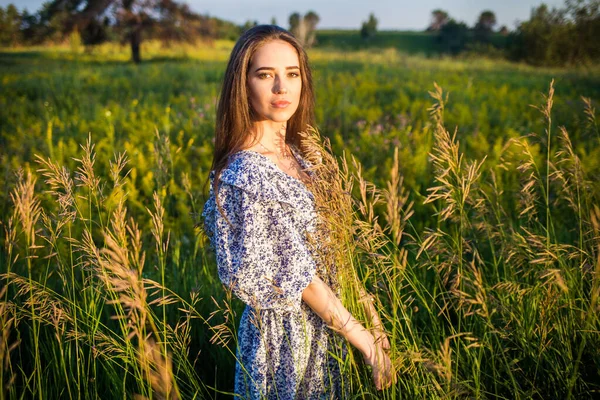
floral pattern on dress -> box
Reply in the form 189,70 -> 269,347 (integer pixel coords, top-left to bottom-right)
202,147 -> 346,399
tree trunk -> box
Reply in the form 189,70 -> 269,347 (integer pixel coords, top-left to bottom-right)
130,27 -> 141,63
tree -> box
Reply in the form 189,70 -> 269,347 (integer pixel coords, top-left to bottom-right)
474,10 -> 497,42
303,10 -> 319,47
289,11 -> 319,48
510,1 -> 600,65
289,12 -> 300,32
476,10 -> 497,31
510,4 -> 567,64
240,19 -> 258,33
0,4 -> 22,46
150,0 -> 216,47
565,0 -> 600,62
18,0 -> 214,62
428,9 -> 449,31
79,15 -> 110,45
20,9 -> 39,40
360,13 -> 378,39
438,19 -> 469,54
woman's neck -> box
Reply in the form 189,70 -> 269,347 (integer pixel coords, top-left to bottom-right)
253,120 -> 288,153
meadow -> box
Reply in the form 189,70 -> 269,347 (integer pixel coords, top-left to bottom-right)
0,38 -> 600,399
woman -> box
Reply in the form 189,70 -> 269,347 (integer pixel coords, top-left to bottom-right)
202,25 -> 395,399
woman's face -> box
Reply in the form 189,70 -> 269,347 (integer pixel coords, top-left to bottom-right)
247,39 -> 302,125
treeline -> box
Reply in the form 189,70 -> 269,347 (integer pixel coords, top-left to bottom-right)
1,0 -> 599,66
0,1 -> 321,63
425,9 -> 507,56
0,0 -> 241,60
428,1 -> 600,66
510,1 -> 600,66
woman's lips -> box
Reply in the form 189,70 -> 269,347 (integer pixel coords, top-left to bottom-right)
271,100 -> 291,108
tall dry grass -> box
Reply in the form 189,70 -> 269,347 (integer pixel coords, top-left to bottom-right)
0,81 -> 599,399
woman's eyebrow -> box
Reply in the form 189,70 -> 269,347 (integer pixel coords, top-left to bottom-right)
253,66 -> 300,72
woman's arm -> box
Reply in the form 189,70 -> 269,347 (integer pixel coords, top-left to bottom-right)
302,275 -> 395,390
358,286 -> 391,350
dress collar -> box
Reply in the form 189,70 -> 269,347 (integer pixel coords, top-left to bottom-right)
211,148 -> 315,212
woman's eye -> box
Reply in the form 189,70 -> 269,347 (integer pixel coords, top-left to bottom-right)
288,72 -> 300,78
258,73 -> 272,79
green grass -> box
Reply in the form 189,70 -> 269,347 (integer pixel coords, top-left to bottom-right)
0,41 -> 599,399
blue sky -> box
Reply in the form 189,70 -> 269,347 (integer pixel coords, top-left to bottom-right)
5,0 -> 566,30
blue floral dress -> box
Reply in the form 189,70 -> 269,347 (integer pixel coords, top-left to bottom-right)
202,147 -> 345,399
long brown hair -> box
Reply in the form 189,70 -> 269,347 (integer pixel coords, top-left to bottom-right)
209,24 -> 315,204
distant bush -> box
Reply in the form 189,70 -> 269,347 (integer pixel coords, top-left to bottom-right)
360,13 -> 378,40
437,19 -> 470,54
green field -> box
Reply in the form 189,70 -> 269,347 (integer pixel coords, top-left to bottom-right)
1,40 -> 600,398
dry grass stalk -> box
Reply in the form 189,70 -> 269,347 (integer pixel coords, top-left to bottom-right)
425,83 -> 486,223
10,170 -> 42,249
147,192 -> 169,254
434,335 -> 456,385
301,127 -> 393,287
299,127 -> 355,292
505,228 -> 552,278
153,128 -> 173,189
298,126 -> 398,379
470,170 -> 507,247
35,154 -> 76,223
0,286 -> 19,396
170,293 -> 198,354
383,147 -> 414,247
3,217 -> 18,270
492,281 -> 531,300
74,195 -> 181,397
206,293 -> 237,347
581,97 -> 596,125
98,230 -> 148,334
511,136 -> 541,223
581,96 -> 599,146
109,151 -> 130,189
532,79 -> 554,123
451,258 -> 490,319
552,127 -> 588,217
134,337 -> 179,400
1,273 -> 71,326
540,269 -> 568,293
39,211 -> 67,259
73,134 -> 101,194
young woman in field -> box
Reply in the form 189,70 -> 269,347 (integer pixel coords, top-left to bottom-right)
202,24 -> 395,398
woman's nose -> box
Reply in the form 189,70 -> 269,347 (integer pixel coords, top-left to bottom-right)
273,78 -> 288,94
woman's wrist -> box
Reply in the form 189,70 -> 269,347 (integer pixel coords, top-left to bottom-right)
352,328 -> 376,362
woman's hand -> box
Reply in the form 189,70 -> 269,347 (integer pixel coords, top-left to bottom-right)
358,288 -> 391,351
364,342 -> 396,391
302,277 -> 396,390
373,325 -> 391,351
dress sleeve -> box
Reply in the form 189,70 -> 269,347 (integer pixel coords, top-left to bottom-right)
212,182 -> 317,311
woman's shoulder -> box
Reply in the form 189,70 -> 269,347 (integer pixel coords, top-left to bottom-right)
213,149 -> 314,210
216,150 -> 270,191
